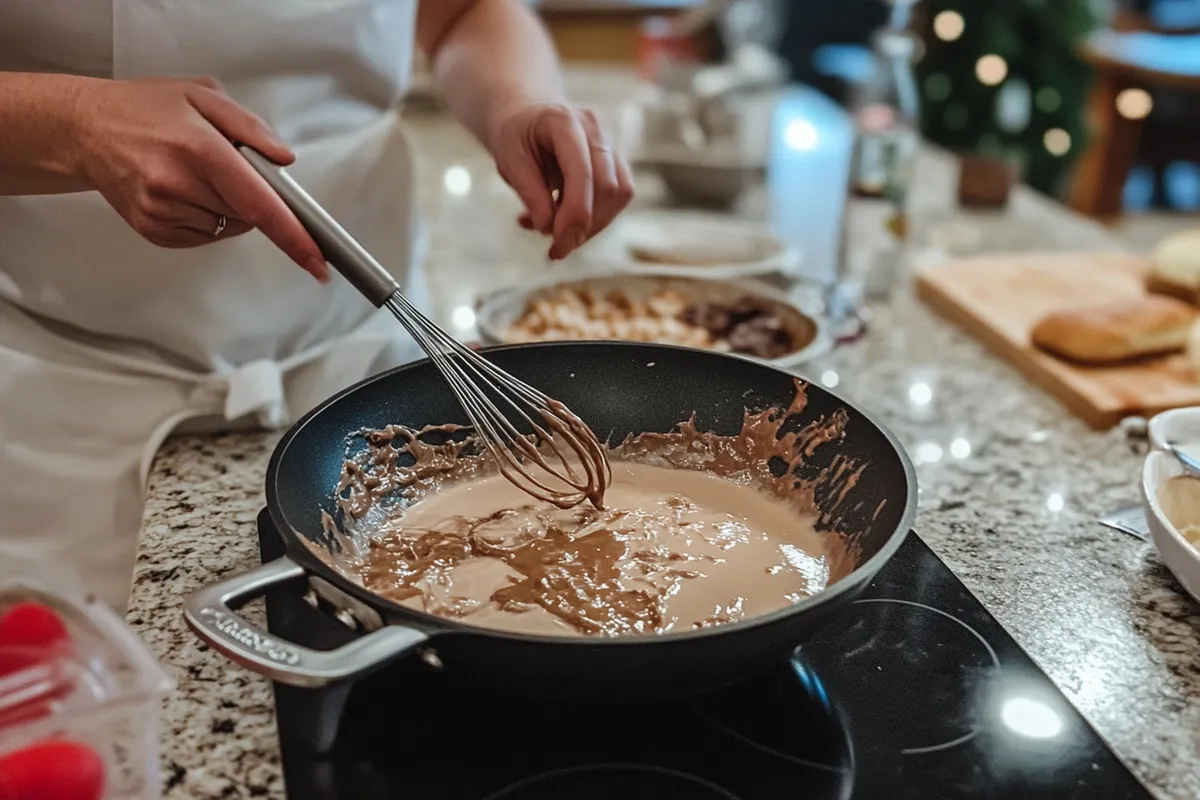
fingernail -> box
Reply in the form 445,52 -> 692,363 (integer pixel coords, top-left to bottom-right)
272,138 -> 296,161
309,260 -> 330,283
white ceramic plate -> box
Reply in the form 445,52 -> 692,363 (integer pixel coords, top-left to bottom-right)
1140,406 -> 1200,604
582,211 -> 800,280
475,271 -> 831,372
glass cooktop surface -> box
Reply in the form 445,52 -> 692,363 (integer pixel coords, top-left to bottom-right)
257,510 -> 1153,799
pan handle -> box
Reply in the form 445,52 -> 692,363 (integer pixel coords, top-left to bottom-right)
183,557 -> 427,688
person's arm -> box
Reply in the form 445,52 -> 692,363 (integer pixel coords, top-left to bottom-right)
0,72 -> 94,195
415,0 -> 566,150
0,71 -> 327,278
416,0 -> 634,260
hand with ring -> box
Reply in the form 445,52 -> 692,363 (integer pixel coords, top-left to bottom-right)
71,77 -> 329,281
487,102 -> 635,260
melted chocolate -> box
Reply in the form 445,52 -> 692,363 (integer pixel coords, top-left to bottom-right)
363,501 -> 684,635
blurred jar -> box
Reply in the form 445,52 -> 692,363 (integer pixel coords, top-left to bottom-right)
637,16 -> 701,84
847,23 -> 921,300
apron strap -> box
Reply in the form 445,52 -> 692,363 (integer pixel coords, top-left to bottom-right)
224,358 -> 287,428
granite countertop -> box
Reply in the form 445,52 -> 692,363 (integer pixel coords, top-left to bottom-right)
128,69 -> 1200,799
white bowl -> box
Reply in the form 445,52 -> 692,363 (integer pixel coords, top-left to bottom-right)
582,211 -> 801,280
655,162 -> 766,209
1147,406 -> 1200,451
1140,406 -> 1200,603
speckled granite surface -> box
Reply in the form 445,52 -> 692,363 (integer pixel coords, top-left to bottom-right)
128,69 -> 1200,799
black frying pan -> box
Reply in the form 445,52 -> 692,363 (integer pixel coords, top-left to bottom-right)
185,342 -> 917,699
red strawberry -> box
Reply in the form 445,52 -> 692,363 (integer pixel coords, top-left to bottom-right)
0,603 -> 70,650
0,740 -> 106,800
0,603 -> 75,731
0,603 -> 71,679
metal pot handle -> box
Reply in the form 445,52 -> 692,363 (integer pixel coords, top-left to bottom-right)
183,557 -> 427,688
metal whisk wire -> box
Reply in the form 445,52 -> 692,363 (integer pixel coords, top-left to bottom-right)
238,145 -> 611,509
385,293 -> 610,508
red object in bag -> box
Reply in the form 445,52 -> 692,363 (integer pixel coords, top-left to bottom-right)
0,603 -> 75,730
0,740 -> 106,800
0,603 -> 71,676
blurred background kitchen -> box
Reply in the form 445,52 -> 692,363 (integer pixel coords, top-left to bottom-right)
406,0 -> 1200,321
527,0 -> 1200,227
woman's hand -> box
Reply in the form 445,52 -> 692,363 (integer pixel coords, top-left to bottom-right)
72,77 -> 329,281
488,102 -> 634,260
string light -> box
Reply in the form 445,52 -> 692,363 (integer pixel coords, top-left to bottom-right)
925,72 -> 952,102
1043,128 -> 1071,156
1035,87 -> 1061,113
975,55 -> 1008,86
1115,88 -> 1153,120
933,11 -> 965,41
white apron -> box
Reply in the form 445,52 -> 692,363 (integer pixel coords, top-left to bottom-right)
0,0 -> 426,612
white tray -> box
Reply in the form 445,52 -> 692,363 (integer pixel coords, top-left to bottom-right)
582,211 -> 801,280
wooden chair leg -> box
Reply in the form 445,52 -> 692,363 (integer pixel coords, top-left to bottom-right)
1068,71 -> 1145,220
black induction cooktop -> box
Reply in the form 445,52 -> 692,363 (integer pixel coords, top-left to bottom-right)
256,509 -> 1154,799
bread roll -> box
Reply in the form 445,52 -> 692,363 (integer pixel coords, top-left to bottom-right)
1031,296 -> 1198,365
1186,317 -> 1200,378
1147,229 -> 1200,303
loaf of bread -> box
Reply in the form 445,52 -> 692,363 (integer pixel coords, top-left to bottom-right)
1031,296 -> 1199,365
1186,317 -> 1200,378
1147,230 -> 1200,303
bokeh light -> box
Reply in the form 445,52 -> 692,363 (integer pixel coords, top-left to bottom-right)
1043,128 -> 1071,156
1115,88 -> 1153,120
925,72 -> 952,102
1035,86 -> 1061,113
933,11 -> 965,41
975,54 -> 1008,86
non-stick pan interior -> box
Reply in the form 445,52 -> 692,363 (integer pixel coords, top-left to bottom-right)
269,342 -> 914,577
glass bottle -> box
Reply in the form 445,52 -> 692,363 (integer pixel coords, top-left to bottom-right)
841,3 -> 962,458
847,14 -> 921,300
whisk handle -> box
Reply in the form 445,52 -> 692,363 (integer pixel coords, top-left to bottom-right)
238,145 -> 400,307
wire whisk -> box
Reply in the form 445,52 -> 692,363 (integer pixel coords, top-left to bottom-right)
385,293 -> 610,507
239,146 -> 611,509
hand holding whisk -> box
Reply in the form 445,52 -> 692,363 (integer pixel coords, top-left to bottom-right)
239,146 -> 611,509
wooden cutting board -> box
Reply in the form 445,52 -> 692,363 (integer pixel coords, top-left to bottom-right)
915,252 -> 1200,429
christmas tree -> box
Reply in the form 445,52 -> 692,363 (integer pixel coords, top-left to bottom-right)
914,0 -> 1100,196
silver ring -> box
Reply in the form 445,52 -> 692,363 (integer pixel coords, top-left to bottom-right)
213,214 -> 227,238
